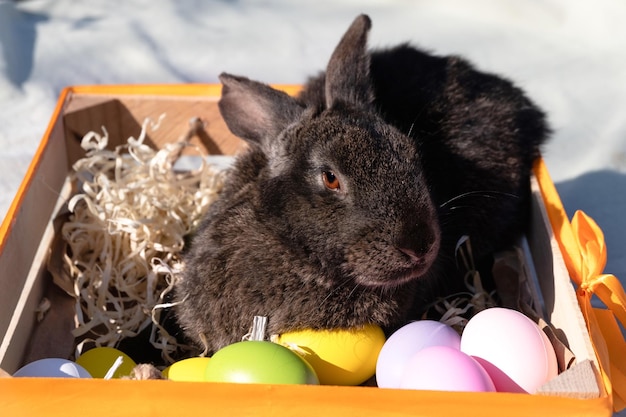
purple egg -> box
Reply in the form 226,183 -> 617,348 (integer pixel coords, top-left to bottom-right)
399,346 -> 496,392
376,320 -> 461,388
13,358 -> 92,378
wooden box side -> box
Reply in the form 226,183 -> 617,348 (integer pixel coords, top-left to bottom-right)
0,91 -> 73,372
62,94 -> 246,167
527,176 -> 598,366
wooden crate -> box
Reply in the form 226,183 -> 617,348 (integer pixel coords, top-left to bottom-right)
0,85 -> 612,417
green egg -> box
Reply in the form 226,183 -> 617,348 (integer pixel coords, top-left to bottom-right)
205,341 -> 319,385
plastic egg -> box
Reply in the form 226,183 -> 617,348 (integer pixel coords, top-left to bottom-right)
376,320 -> 461,388
13,358 -> 92,378
274,324 -> 386,386
75,347 -> 137,379
204,341 -> 319,385
162,357 -> 211,382
399,346 -> 496,392
460,307 -> 558,393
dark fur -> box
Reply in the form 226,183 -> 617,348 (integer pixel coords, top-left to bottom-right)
174,15 -> 549,354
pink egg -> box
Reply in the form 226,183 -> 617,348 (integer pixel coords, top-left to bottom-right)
460,307 -> 558,393
399,346 -> 496,392
376,320 -> 461,388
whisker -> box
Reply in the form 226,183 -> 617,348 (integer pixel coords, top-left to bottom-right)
439,190 -> 519,208
443,205 -> 476,212
318,275 -> 354,307
407,121 -> 416,138
346,283 -> 361,300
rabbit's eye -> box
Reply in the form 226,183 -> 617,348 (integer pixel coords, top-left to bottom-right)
322,170 -> 341,191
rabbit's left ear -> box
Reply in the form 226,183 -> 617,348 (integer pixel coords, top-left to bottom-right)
218,73 -> 304,147
324,14 -> 374,109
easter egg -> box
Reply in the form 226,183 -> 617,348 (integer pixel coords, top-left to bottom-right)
399,346 -> 495,392
275,324 -> 386,386
460,307 -> 558,393
75,347 -> 137,379
376,320 -> 461,388
163,357 -> 211,382
13,358 -> 92,378
205,340 -> 319,385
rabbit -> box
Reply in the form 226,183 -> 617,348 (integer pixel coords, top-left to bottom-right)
173,14 -> 549,355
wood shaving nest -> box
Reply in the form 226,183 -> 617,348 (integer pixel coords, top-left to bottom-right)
61,117 -> 225,363
425,268 -> 499,334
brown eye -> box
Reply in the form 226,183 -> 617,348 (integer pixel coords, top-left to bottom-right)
322,170 -> 341,191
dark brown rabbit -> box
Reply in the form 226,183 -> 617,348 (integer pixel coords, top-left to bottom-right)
174,14 -> 548,354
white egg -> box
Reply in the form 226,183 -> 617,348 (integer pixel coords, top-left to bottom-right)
460,308 -> 558,393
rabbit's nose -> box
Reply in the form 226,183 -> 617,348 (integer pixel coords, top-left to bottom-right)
396,239 -> 433,261
397,246 -> 421,261
394,217 -> 440,264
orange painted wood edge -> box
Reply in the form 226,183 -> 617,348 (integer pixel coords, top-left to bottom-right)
65,83 -> 302,97
0,377 -> 612,417
0,87 -> 70,254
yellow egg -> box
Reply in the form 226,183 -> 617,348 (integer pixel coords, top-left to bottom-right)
162,357 -> 211,382
75,347 -> 137,379
274,324 -> 386,386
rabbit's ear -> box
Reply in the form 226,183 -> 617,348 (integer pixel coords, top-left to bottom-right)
325,14 -> 374,109
218,73 -> 304,146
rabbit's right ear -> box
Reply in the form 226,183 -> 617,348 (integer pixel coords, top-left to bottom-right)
324,14 -> 374,109
218,73 -> 304,146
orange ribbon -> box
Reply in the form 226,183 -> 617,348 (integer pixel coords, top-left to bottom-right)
535,159 -> 626,412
